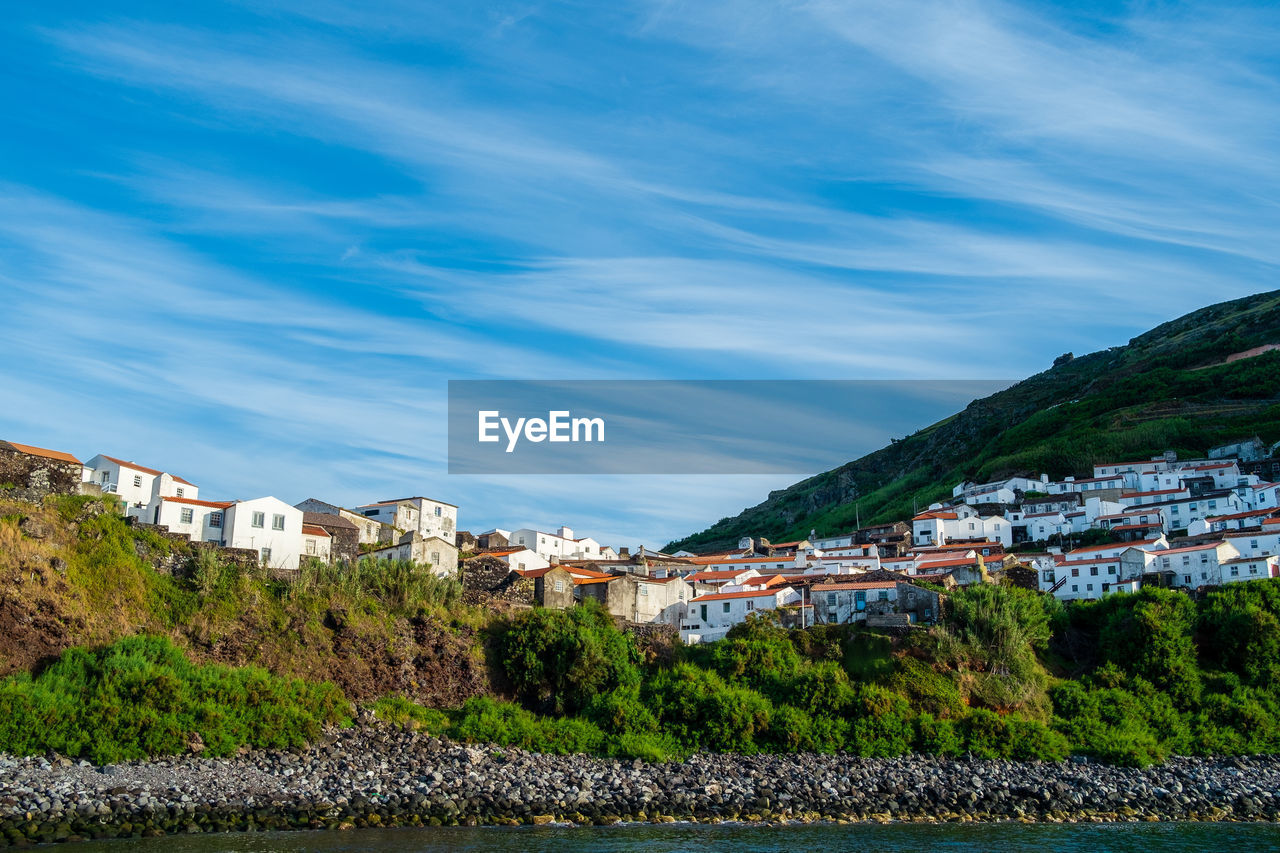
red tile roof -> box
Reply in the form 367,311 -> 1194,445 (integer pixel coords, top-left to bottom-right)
160,496 -> 233,509
101,455 -> 195,486
0,441 -> 81,465
812,580 -> 898,591
692,587 -> 792,604
301,524 -> 331,537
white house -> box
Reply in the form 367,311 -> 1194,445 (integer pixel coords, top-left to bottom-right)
684,568 -> 764,587
82,454 -> 198,515
1148,541 -> 1243,590
486,546 -> 550,573
149,495 -> 232,543
508,526 -> 617,562
1220,555 -> 1280,583
631,575 -> 692,625
1225,522 -> 1280,558
221,497 -> 305,570
352,496 -> 458,542
301,524 -> 332,563
362,532 -> 459,577
680,586 -> 801,644
810,579 -> 898,624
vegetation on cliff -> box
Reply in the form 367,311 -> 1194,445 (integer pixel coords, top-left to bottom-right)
0,495 -> 489,706
370,579 -> 1280,767
668,290 -> 1280,552
5,493 -> 1280,768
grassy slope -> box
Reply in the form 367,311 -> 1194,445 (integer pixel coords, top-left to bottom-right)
0,495 -> 492,706
668,290 -> 1280,553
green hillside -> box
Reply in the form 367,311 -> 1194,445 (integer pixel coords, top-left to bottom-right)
668,290 -> 1280,554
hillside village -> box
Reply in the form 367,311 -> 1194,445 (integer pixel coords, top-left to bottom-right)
3,434 -> 1280,646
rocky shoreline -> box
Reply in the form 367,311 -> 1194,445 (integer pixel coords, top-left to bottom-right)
1,723 -> 1278,846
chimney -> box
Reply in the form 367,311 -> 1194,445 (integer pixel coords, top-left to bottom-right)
558,525 -> 574,540
619,546 -> 631,558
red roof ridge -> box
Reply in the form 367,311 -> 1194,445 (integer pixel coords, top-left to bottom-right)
1,441 -> 81,465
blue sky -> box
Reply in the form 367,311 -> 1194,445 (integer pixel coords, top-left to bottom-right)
2,1 -> 1277,549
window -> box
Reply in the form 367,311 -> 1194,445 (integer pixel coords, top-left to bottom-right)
431,551 -> 440,565
827,593 -> 837,605
133,475 -> 142,488
261,547 -> 271,564
1071,568 -> 1080,577
639,585 -> 649,596
1090,566 -> 1098,576
272,514 -> 285,530
100,471 -> 110,484
305,538 -> 316,556
1251,566 -> 1259,575
252,512 -> 265,528
700,604 -> 708,621
553,580 -> 565,592
1071,584 -> 1078,592
1230,566 -> 1239,577
363,509 -> 378,517
1107,565 -> 1116,575
1184,575 -> 1191,584
434,506 -> 442,517
1086,584 -> 1093,592
176,487 -> 185,498
723,602 -> 731,613
209,512 -> 222,528
180,508 -> 193,524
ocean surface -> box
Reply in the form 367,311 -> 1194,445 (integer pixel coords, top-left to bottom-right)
70,822 -> 1280,852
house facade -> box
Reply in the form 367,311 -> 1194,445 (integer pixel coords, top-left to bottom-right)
82,454 -> 198,515
362,531 -> 460,577
680,587 -> 801,644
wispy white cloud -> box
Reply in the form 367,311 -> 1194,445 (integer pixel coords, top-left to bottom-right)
1,3 -> 1276,544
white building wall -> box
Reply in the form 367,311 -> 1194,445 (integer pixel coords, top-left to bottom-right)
223,497 -> 305,570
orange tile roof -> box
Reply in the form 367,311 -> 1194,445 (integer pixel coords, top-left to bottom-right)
1152,542 -> 1226,555
812,580 -> 899,590
692,587 -> 792,604
1,441 -> 81,465
687,567 -> 759,578
1208,508 -> 1276,522
914,556 -> 981,569
101,455 -> 195,486
1065,538 -> 1158,556
301,524 -> 331,537
161,495 -> 233,509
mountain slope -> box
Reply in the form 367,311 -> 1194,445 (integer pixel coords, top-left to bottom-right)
667,290 -> 1280,553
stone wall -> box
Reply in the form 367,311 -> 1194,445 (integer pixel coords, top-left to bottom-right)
0,447 -> 82,504
459,555 -> 534,606
128,519 -> 262,576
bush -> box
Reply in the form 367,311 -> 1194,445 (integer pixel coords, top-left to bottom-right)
1098,588 -> 1202,707
0,636 -> 349,764
448,697 -> 606,755
498,601 -> 642,716
644,663 -> 772,753
372,695 -> 450,733
914,714 -> 962,756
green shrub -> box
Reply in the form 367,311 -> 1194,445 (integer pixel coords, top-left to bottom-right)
913,713 -> 962,756
372,695 -> 450,734
644,663 -> 772,753
0,636 -> 349,764
498,601 -> 642,715
448,697 -> 606,754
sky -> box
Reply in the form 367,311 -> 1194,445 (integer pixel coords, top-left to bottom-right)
2,1 -> 1278,549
